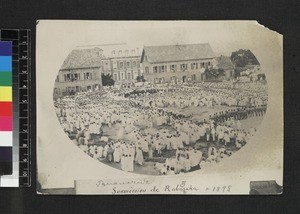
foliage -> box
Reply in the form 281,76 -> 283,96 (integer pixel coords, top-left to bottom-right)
101,73 -> 115,86
230,49 -> 260,68
136,75 -> 146,82
204,68 -> 225,80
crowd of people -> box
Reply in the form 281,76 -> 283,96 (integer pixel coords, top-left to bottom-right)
54,80 -> 268,175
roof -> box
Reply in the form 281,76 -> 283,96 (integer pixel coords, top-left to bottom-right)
60,48 -> 102,70
141,43 -> 215,63
214,55 -> 235,70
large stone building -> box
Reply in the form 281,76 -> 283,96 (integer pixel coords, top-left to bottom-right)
101,47 -> 142,83
140,43 -> 216,84
53,47 -> 103,99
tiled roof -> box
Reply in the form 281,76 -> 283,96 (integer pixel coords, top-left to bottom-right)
60,48 -> 102,70
214,55 -> 235,70
142,43 -> 215,63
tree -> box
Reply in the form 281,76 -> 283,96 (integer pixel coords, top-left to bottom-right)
101,73 -> 115,86
204,68 -> 225,80
230,49 -> 260,68
136,75 -> 146,82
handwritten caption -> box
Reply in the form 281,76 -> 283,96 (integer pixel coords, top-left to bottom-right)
95,179 -> 232,194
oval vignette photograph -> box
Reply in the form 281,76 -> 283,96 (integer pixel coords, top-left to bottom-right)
53,37 -> 268,176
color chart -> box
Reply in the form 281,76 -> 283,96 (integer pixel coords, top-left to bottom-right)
0,29 -> 31,187
0,41 -> 13,176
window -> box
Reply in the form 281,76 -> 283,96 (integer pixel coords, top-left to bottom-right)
191,63 -> 198,70
133,61 -> 136,67
119,61 -> 124,69
200,62 -> 205,68
208,61 -> 211,66
180,64 -> 187,71
113,61 -> 117,69
155,78 -> 159,83
153,66 -> 158,73
74,73 -> 79,81
170,64 -> 176,72
114,74 -> 118,80
145,66 -> 149,74
66,74 -> 71,81
56,76 -> 59,82
127,61 -> 130,68
127,73 -> 131,80
158,66 -> 164,73
121,73 -> 124,80
85,72 -> 92,80
145,55 -> 148,61
192,74 -> 196,81
161,65 -> 165,72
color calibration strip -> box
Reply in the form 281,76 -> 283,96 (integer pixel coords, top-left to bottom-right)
0,41 -> 13,176
0,29 -> 31,187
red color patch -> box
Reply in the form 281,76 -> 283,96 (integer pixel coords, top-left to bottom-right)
0,102 -> 12,116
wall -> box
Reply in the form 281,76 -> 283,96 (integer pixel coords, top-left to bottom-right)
225,69 -> 235,80
102,56 -> 141,82
142,58 -> 213,84
53,67 -> 102,98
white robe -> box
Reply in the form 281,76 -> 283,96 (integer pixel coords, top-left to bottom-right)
113,148 -> 121,163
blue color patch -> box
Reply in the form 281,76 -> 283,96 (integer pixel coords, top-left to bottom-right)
0,56 -> 12,72
0,41 -> 12,56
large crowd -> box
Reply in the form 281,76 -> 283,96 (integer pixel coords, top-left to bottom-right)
54,81 -> 267,175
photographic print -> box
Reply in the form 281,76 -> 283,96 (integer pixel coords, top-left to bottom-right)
37,21 -> 283,195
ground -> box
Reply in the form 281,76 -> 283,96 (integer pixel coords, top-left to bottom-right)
70,101 -> 264,175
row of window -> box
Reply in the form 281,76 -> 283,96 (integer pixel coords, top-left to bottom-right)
113,60 -> 140,69
113,71 -> 139,81
56,72 -> 93,82
54,84 -> 100,95
153,74 -> 204,84
145,61 -> 211,74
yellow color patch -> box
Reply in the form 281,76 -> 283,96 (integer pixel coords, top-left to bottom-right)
0,86 -> 12,101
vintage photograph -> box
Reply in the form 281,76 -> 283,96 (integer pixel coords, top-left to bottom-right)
54,43 -> 267,176
37,21 -> 283,194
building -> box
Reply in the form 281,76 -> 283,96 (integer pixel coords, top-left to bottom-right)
53,47 -> 103,99
140,43 -> 216,84
101,47 -> 142,83
213,55 -> 235,80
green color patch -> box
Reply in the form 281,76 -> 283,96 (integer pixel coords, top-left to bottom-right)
0,72 -> 12,86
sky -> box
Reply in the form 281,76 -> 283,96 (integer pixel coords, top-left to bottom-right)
37,20 -> 281,59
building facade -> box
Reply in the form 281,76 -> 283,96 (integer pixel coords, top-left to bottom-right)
53,48 -> 102,99
140,43 -> 216,84
101,48 -> 142,83
213,55 -> 235,80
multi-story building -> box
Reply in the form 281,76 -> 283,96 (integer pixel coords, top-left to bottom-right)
101,47 -> 142,83
53,47 -> 103,99
140,43 -> 216,84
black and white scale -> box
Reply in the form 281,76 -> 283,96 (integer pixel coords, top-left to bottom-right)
0,29 -> 31,187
